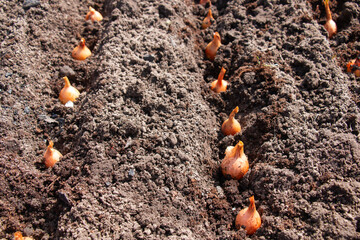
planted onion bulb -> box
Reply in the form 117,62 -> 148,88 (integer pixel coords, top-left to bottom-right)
323,0 -> 337,39
211,67 -> 228,93
205,32 -> 221,61
221,141 -> 249,180
221,106 -> 241,136
85,6 -> 103,22
199,0 -> 210,4
72,38 -> 91,61
14,232 -> 34,240
44,141 -> 62,168
202,9 -> 215,29
59,77 -> 80,104
346,56 -> 360,77
235,196 -> 261,235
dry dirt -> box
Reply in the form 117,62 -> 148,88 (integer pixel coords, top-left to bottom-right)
1,0 -> 360,239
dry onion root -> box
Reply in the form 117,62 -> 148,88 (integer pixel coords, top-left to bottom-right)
205,32 -> 221,61
72,38 -> 91,61
211,67 -> 228,93
202,9 -> 215,29
221,106 -> 241,136
323,0 -> 337,39
221,141 -> 249,180
85,6 -> 103,22
235,196 -> 261,235
346,56 -> 360,77
59,76 -> 80,104
44,141 -> 62,168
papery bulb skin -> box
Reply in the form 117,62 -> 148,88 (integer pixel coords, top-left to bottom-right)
199,0 -> 210,4
346,56 -> 360,77
323,0 -> 337,39
202,9 -> 215,29
72,38 -> 91,61
211,67 -> 228,93
346,59 -> 355,73
221,141 -> 249,180
44,141 -> 62,168
14,232 -> 23,240
235,196 -> 261,235
59,77 -> 80,104
85,6 -> 103,22
353,69 -> 360,77
221,106 -> 241,136
205,32 -> 221,61
355,57 -> 360,77
324,19 -> 337,39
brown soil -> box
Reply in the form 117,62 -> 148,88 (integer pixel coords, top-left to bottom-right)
1,0 -> 360,239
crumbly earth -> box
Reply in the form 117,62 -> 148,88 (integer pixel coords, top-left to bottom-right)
1,0 -> 360,239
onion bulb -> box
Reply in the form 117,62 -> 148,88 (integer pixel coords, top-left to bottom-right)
72,38 -> 91,61
14,231 -> 34,240
323,0 -> 337,39
85,6 -> 103,22
44,141 -> 62,168
202,9 -> 215,29
59,76 -> 80,104
346,56 -> 360,77
221,141 -> 249,180
205,32 -> 221,61
211,67 -> 228,93
199,0 -> 210,4
221,106 -> 241,136
235,196 -> 261,235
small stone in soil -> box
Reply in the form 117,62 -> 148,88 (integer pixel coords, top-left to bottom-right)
5,72 -> 12,78
158,4 -> 174,18
60,66 -> 76,79
23,0 -> 40,9
128,169 -> 135,178
65,101 -> 74,108
38,115 -> 57,124
57,191 -> 73,207
216,186 -> 225,198
24,106 -> 30,114
23,226 -> 34,237
167,133 -> 178,147
125,137 -> 133,148
143,54 -> 155,62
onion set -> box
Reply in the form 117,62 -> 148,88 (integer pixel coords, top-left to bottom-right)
211,67 -> 228,93
59,76 -> 80,104
346,56 -> 360,77
221,106 -> 241,136
44,141 -> 62,168
235,196 -> 261,235
202,9 -> 215,29
85,6 -> 103,22
205,32 -> 221,61
323,0 -> 337,39
199,0 -> 210,4
72,38 -> 91,61
221,141 -> 249,180
14,232 -> 34,240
